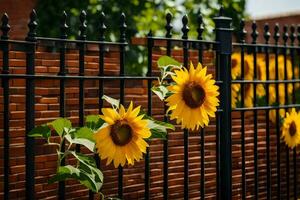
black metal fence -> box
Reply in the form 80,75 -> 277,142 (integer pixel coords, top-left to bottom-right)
0,6 -> 300,200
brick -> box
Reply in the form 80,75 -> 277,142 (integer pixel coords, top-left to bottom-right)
41,60 -> 59,67
14,52 -> 26,59
10,95 -> 25,103
10,59 -> 26,67
35,66 -> 48,73
11,79 -> 26,87
39,97 -> 58,104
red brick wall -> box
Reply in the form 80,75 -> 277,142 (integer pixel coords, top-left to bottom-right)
0,39 -> 299,199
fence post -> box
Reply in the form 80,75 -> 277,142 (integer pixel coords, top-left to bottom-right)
213,6 -> 233,200
1,13 -> 10,200
25,10 -> 37,200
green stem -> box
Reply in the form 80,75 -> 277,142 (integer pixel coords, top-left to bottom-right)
56,135 -> 66,171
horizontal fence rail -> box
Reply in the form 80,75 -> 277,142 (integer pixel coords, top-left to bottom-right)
0,5 -> 299,200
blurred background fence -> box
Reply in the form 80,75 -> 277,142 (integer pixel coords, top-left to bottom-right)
0,4 -> 300,200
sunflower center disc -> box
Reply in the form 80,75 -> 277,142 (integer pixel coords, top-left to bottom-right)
111,121 -> 133,146
245,84 -> 251,92
245,61 -> 250,75
232,59 -> 237,69
182,82 -> 206,108
289,121 -> 297,137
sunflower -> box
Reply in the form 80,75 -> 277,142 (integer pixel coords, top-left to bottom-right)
244,55 -> 254,80
231,52 -> 241,80
166,62 -> 219,130
231,84 -> 240,108
295,67 -> 300,90
244,84 -> 254,107
256,56 -> 266,97
269,84 -> 287,105
268,84 -> 288,123
281,109 -> 300,149
269,109 -> 285,124
231,53 -> 254,80
297,144 -> 300,154
94,102 -> 151,168
268,56 -> 293,103
269,55 -> 293,80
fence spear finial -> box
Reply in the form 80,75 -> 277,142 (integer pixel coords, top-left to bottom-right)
1,13 -> 10,40
165,12 -> 173,38
119,12 -> 127,42
297,24 -> 300,45
60,11 -> 68,39
251,21 -> 258,44
263,23 -> 270,44
147,29 -> 153,37
99,11 -> 106,41
26,9 -> 37,41
78,10 -> 87,40
274,23 -> 280,45
283,24 -> 289,45
219,5 -> 224,16
290,24 -> 296,45
181,14 -> 189,39
239,19 -> 247,43
197,11 -> 204,40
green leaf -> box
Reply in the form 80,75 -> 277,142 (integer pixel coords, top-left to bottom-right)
148,119 -> 175,131
151,85 -> 169,101
78,169 -> 101,193
71,152 -> 104,192
139,111 -> 174,140
65,134 -> 95,152
102,95 -> 120,109
85,115 -> 105,131
48,118 -> 72,137
48,161 -> 103,193
75,127 -> 95,142
71,152 -> 98,168
28,124 -> 51,139
147,119 -> 174,140
48,165 -> 80,184
149,128 -> 167,140
157,56 -> 181,68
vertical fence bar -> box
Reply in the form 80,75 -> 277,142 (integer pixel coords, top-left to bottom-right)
77,10 -> 87,153
263,23 -> 271,200
97,11 -> 106,170
1,13 -> 10,200
25,10 -> 37,200
296,24 -> 300,199
163,12 -> 172,200
118,13 -> 126,199
215,56 -> 221,198
273,23 -> 281,200
213,7 -> 232,200
145,30 -> 153,200
289,24 -> 296,200
98,11 -> 106,116
58,11 -> 68,200
290,25 -> 296,104
215,57 -> 221,200
283,24 -> 290,200
239,19 -> 246,200
196,12 -> 206,200
215,20 -> 221,200
181,14 -> 190,200
251,21 -> 259,200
